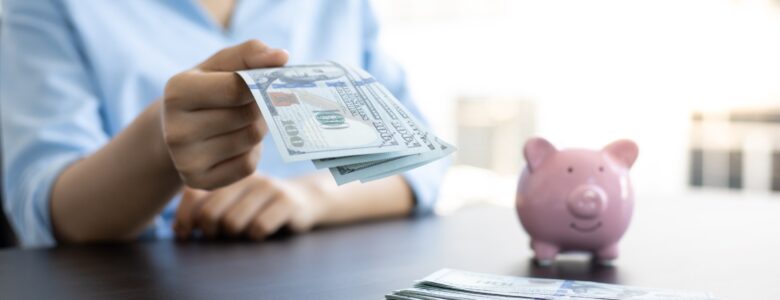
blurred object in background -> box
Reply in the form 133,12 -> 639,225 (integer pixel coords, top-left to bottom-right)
372,0 -> 780,211
437,97 -> 534,214
456,98 -> 535,176
690,108 -> 780,193
373,0 -> 510,21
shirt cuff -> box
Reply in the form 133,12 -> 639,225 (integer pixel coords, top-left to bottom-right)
4,152 -> 82,248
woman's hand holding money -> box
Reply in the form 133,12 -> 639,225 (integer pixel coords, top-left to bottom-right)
162,40 -> 288,190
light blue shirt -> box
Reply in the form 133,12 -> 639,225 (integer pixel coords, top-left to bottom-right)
0,0 -> 447,247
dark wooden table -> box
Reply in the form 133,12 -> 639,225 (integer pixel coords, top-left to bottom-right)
1,194 -> 779,299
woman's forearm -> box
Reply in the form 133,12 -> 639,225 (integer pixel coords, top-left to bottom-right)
50,41 -> 290,243
298,173 -> 415,226
51,100 -> 182,243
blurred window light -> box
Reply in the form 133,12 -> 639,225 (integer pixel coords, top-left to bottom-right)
373,0 -> 780,201
690,108 -> 780,193
456,98 -> 536,175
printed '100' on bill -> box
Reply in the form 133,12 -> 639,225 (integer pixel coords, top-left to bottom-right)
236,62 -> 410,162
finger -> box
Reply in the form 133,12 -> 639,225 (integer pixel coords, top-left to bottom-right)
248,197 -> 294,240
221,180 -> 277,236
198,40 -> 289,72
188,146 -> 261,190
182,103 -> 262,141
176,121 -> 264,174
193,184 -> 250,238
174,188 -> 210,239
165,72 -> 254,110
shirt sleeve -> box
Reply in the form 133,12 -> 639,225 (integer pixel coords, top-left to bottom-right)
359,0 -> 450,216
1,0 -> 108,247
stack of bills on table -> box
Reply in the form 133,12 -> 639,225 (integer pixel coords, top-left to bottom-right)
387,269 -> 720,300
236,62 -> 455,185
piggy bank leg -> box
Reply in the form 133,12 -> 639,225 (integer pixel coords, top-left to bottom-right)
531,240 -> 559,267
595,244 -> 619,266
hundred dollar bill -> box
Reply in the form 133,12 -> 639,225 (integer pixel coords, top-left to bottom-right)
413,269 -> 719,300
237,62 -> 415,162
392,286 -> 542,300
323,64 -> 453,183
358,140 -> 455,183
311,65 -> 434,169
385,295 -> 434,300
330,137 -> 454,185
237,61 -> 456,184
312,148 -> 422,169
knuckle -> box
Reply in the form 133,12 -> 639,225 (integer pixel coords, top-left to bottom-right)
212,47 -> 230,60
237,81 -> 253,101
187,174 -> 217,191
245,125 -> 263,145
237,158 -> 256,178
251,221 -> 269,238
223,218 -> 243,235
180,192 -> 195,204
177,156 -> 207,177
183,176 -> 204,190
178,171 -> 195,185
253,176 -> 272,190
268,179 -> 287,195
164,73 -> 190,105
244,178 -> 268,197
226,79 -> 245,101
201,181 -> 221,191
243,105 -> 261,123
242,39 -> 268,53
198,207 -> 221,226
289,220 -> 309,234
163,130 -> 187,146
277,193 -> 293,205
267,50 -> 289,65
260,221 -> 275,236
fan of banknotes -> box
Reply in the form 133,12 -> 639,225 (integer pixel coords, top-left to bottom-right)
387,269 -> 720,300
236,62 -> 455,185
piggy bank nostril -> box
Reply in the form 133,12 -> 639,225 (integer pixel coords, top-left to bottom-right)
566,186 -> 607,219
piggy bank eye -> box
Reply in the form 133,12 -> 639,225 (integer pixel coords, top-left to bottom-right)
599,166 -> 604,172
567,167 -> 574,173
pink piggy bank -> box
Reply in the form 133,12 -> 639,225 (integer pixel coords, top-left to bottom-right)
517,137 -> 639,266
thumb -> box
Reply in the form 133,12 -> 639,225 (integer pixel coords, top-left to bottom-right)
198,39 -> 289,72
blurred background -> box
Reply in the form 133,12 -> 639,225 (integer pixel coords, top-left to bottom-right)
2,1 -> 779,213
371,0 -> 780,212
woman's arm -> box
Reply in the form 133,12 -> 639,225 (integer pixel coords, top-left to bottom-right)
51,41 -> 289,243
50,100 -> 181,242
299,173 -> 414,226
174,172 -> 414,240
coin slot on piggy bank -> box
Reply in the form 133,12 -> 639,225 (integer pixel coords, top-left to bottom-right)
516,137 -> 639,266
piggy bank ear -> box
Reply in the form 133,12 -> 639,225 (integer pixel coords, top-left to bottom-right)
524,137 -> 557,173
603,139 -> 639,169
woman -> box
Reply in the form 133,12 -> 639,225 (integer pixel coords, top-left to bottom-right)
0,0 -> 446,247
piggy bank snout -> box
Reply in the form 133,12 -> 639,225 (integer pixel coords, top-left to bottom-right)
566,185 -> 607,219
